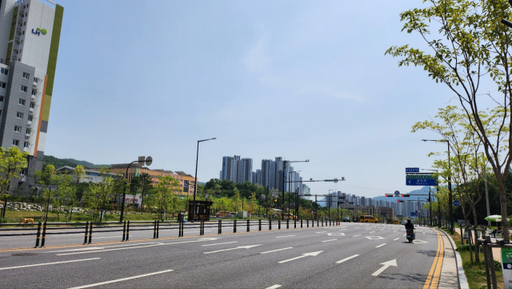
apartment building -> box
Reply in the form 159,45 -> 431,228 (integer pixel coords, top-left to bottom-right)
0,0 -> 63,191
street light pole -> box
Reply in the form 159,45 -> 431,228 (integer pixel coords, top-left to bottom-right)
281,159 -> 309,220
422,139 -> 454,234
191,137 -> 216,222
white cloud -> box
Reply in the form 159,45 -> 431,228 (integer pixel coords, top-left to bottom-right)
242,29 -> 271,73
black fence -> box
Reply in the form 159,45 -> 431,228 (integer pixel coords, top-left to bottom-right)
0,218 -> 341,249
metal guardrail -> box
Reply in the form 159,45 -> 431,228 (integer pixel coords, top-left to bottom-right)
0,218 -> 341,248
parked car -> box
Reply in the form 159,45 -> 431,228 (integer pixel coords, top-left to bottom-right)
342,217 -> 351,222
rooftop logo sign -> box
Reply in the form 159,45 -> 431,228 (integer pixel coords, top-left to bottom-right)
31,28 -> 47,36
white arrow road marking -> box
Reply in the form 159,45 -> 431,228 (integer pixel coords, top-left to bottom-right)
372,259 -> 397,276
336,254 -> 359,264
204,244 -> 262,254
327,233 -> 345,236
413,239 -> 428,244
261,247 -> 293,254
366,236 -> 384,240
279,251 -> 324,264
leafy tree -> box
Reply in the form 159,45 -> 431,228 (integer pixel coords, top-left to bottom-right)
83,167 -> 118,221
35,165 -> 57,221
0,146 -> 28,218
387,0 -> 512,240
149,175 -> 180,220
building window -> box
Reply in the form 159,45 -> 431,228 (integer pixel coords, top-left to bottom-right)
18,98 -> 26,105
0,68 -> 7,75
12,139 -> 19,146
23,72 -> 29,79
24,142 -> 29,148
26,128 -> 31,134
31,89 -> 37,95
27,115 -> 33,121
16,112 -> 23,119
14,125 -> 21,132
20,85 -> 27,92
0,96 -> 3,102
0,82 -> 6,88
29,102 -> 35,108
33,77 -> 39,83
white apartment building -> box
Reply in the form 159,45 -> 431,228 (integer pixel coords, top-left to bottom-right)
0,0 -> 63,192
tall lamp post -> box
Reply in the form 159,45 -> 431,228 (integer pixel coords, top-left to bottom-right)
281,160 -> 309,220
191,137 -> 216,222
120,156 -> 152,223
422,139 -> 454,234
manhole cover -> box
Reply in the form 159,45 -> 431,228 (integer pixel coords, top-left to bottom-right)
12,253 -> 38,256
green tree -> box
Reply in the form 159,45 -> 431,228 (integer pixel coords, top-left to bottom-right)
387,0 -> 512,240
150,175 -> 180,220
83,167 -> 117,221
0,146 -> 29,219
35,164 -> 57,222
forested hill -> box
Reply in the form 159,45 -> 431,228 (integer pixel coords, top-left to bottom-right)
43,155 -> 100,169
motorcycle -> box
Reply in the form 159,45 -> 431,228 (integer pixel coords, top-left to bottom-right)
406,229 -> 415,243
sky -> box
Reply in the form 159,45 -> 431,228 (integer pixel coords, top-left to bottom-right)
44,0 -> 464,199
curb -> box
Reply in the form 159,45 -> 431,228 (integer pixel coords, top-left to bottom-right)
437,228 -> 469,289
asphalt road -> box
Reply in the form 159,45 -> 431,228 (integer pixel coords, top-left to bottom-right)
0,223 -> 440,288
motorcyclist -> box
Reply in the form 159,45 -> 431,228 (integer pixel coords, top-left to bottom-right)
405,219 -> 415,238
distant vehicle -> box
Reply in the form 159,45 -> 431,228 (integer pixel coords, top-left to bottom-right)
393,220 -> 399,225
342,217 -> 351,222
359,215 -> 378,223
401,220 -> 407,225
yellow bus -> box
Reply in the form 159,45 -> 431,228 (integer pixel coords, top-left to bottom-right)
359,215 -> 378,223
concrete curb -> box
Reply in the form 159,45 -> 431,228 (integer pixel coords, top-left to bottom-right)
437,228 -> 470,289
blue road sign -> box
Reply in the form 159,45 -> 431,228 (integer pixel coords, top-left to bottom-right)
406,167 -> 420,173
394,190 -> 400,196
406,174 -> 438,186
454,200 -> 460,206
410,212 -> 417,217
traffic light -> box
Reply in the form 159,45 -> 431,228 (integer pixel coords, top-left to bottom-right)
397,200 -> 404,203
401,194 -> 410,197
385,194 -> 393,197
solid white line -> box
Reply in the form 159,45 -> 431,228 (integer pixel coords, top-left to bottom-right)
321,239 -> 337,243
57,243 -> 163,256
261,247 -> 293,254
202,241 -> 237,247
0,257 -> 100,271
68,269 -> 174,289
266,285 -> 282,289
315,231 -> 327,233
336,254 -> 359,264
45,247 -> 105,253
275,235 -> 295,239
376,243 -> 387,248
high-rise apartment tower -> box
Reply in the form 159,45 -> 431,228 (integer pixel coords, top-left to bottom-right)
0,0 -> 63,191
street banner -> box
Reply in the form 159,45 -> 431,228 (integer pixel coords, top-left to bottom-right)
502,247 -> 512,289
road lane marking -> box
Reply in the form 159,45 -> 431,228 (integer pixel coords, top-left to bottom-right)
315,231 -> 327,233
393,238 -> 400,241
57,243 -> 164,256
0,257 -> 100,271
261,247 -> 293,254
376,243 -> 386,248
204,244 -> 262,254
336,254 -> 359,264
352,234 -> 361,238
279,251 -> 323,264
68,269 -> 174,289
202,241 -> 238,247
276,235 -> 295,239
372,259 -> 397,276
423,231 -> 444,289
321,239 -> 337,243
266,285 -> 282,289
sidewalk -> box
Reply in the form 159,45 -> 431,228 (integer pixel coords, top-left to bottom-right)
438,229 -> 470,289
